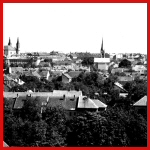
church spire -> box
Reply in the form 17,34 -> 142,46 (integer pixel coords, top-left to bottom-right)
16,37 -> 20,54
100,38 -> 105,58
8,37 -> 12,46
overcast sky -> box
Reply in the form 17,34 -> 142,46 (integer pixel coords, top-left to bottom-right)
3,3 -> 147,54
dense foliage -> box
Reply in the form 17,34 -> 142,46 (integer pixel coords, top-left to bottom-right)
4,99 -> 147,146
5,71 -> 147,146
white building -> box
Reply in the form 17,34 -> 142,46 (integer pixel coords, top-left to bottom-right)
94,58 -> 110,70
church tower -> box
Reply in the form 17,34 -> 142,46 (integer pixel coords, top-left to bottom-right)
8,37 -> 12,46
16,37 -> 20,55
100,38 -> 105,58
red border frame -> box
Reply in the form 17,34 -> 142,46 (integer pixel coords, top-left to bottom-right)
1,1 -> 149,149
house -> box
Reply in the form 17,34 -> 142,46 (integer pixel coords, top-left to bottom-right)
61,71 -> 82,83
94,58 -> 110,71
47,94 -> 78,118
111,68 -> 129,74
22,70 -> 41,80
8,67 -> 23,74
8,73 -> 24,85
69,53 -> 77,59
4,74 -> 18,88
132,65 -> 147,75
12,94 -> 50,114
4,90 -> 108,119
118,76 -> 134,82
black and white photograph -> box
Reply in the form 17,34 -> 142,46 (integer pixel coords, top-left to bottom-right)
3,3 -> 147,147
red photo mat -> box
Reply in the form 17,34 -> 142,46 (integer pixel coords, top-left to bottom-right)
0,0 -> 149,149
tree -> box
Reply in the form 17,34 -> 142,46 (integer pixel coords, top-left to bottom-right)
44,58 -> 52,63
81,57 -> 94,67
119,59 -> 131,68
43,106 -> 68,146
66,111 -> 109,146
9,85 -> 27,92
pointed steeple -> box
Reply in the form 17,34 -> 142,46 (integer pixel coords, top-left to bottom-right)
16,37 -> 20,54
101,38 -> 103,51
100,38 -> 105,58
8,37 -> 12,46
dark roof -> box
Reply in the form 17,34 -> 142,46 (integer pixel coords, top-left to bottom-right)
47,96 -> 78,110
51,71 -> 63,76
13,96 -> 27,109
62,73 -> 72,79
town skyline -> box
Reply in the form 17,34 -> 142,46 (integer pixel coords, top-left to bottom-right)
4,3 -> 147,54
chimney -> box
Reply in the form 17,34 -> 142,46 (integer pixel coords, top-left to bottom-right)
70,95 -> 76,101
63,94 -> 66,101
74,95 -> 75,101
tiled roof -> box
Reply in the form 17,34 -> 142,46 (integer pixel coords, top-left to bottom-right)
53,90 -> 82,97
51,71 -> 63,76
8,73 -> 20,79
4,91 -> 82,98
63,73 -> 72,79
4,92 -> 54,98
92,99 -> 107,108
68,71 -> 82,78
4,74 -> 14,81
47,96 -> 78,110
13,96 -> 27,109
35,96 -> 49,105
4,45 -> 16,51
133,96 -> 147,106
22,71 -> 33,76
77,96 -> 98,109
7,94 -> 77,111
114,82 -> 128,92
77,96 -> 107,109
32,71 -> 41,78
